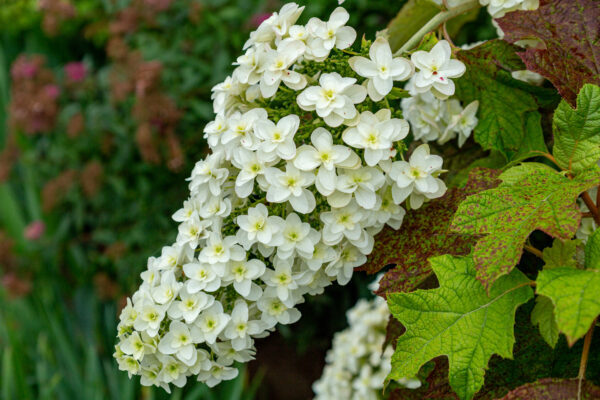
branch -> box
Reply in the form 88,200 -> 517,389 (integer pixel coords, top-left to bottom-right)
581,192 -> 600,226
394,0 -> 480,55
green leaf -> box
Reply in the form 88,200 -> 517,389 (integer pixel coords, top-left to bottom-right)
536,267 -> 600,345
542,239 -> 581,270
530,295 -> 559,348
451,163 -> 600,288
454,40 -> 547,160
387,255 -> 533,400
552,84 -> 600,174
386,0 -> 440,52
360,168 -> 501,297
585,228 -> 600,270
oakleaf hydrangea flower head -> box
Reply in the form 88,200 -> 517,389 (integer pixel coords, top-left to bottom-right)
401,77 -> 478,147
411,40 -> 466,99
313,276 -> 421,399
439,100 -> 479,147
115,3 -> 458,391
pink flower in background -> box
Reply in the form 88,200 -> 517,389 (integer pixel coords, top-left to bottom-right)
11,57 -> 38,79
43,84 -> 60,99
64,62 -> 87,82
143,0 -> 174,12
250,13 -> 271,28
24,221 -> 45,240
2,273 -> 32,298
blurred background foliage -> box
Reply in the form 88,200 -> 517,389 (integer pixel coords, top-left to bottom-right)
0,0 -> 496,398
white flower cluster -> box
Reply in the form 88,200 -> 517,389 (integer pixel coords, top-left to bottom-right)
114,3 -> 464,391
313,278 -> 420,399
432,0 -> 539,18
402,76 -> 478,148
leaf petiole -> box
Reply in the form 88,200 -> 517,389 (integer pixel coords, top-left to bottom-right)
578,321 -> 595,400
394,0 -> 480,55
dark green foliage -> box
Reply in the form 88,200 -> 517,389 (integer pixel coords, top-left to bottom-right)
454,40 -> 547,161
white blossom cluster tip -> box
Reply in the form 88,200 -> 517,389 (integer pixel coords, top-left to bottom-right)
402,76 -> 479,148
114,3 -> 458,391
313,277 -> 421,399
431,0 -> 539,18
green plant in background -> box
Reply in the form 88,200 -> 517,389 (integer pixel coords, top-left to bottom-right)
0,286 -> 262,400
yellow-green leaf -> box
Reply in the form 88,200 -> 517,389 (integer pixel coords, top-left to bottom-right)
536,267 -> 600,345
387,255 -> 533,400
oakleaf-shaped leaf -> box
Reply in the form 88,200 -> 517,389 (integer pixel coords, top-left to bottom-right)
451,163 -> 600,288
496,378 -> 600,400
497,0 -> 600,106
530,295 -> 559,348
359,168 -> 501,297
358,168 -> 500,297
542,238 -> 581,270
454,40 -> 547,160
552,84 -> 600,174
536,267 -> 600,345
388,255 -> 533,400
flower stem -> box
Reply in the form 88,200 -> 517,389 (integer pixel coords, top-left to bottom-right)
394,0 -> 480,56
578,321 -> 595,400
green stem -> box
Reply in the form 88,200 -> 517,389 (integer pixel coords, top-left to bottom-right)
524,244 -> 543,259
393,0 -> 480,56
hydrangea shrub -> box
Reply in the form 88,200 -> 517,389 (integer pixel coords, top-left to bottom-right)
114,3 -> 473,390
112,0 -> 600,398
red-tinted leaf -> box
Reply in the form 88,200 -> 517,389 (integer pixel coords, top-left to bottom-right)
497,0 -> 600,106
496,378 -> 600,400
384,315 -> 405,350
388,357 -> 458,400
359,168 -> 501,298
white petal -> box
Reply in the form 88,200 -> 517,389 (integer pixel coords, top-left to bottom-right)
348,57 -> 378,77
294,145 -> 321,170
372,76 -> 393,97
335,26 -> 356,49
343,85 -> 367,103
370,37 -> 392,66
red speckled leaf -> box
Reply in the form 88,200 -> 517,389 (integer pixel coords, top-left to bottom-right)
496,378 -> 600,400
451,164 -> 600,289
359,168 -> 501,298
497,0 -> 600,106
